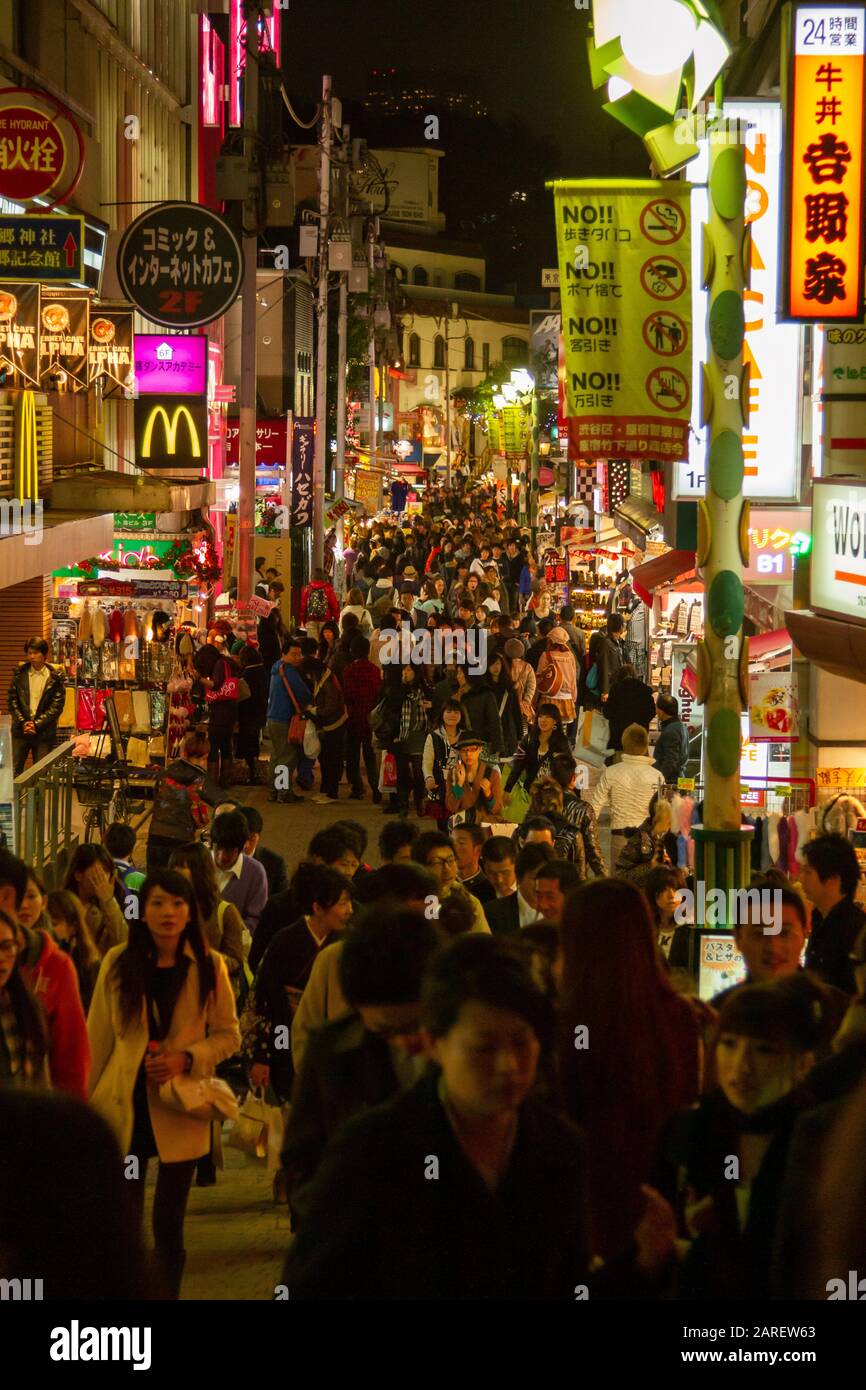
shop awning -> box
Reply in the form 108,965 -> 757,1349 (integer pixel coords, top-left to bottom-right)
785,609 -> 866,687
0,510 -> 114,590
630,549 -> 696,605
612,496 -> 665,550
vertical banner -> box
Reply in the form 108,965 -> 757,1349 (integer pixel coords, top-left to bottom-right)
749,672 -> 800,742
89,306 -> 134,396
290,417 -> 314,527
222,512 -> 237,586
40,289 -> 90,392
782,4 -> 866,321
679,101 -> 803,501
0,282 -> 40,387
552,180 -> 691,463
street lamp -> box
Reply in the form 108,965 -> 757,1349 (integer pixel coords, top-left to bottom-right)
587,0 -> 731,173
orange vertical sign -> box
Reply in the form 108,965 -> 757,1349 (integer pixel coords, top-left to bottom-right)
785,5 -> 866,321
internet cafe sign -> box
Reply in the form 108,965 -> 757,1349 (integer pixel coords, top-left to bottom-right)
811,475 -> 866,623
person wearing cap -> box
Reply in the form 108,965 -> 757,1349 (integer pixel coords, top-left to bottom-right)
443,731 -> 503,827
652,693 -> 690,784
653,974 -> 830,1301
535,625 -> 579,741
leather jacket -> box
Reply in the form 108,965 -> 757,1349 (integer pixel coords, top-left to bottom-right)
563,792 -> 607,878
7,661 -> 65,736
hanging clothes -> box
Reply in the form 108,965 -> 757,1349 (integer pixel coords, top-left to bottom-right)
786,815 -> 799,874
108,607 -> 125,644
91,607 -> 107,648
776,815 -> 789,872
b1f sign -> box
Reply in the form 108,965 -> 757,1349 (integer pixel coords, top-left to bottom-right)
781,5 -> 866,321
678,102 -> 802,502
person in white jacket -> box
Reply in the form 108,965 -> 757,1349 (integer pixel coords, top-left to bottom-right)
588,723 -> 665,870
87,868 -> 240,1298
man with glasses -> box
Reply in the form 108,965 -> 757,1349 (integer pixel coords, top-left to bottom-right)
413,831 -> 490,934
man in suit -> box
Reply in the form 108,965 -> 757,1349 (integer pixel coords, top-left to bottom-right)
211,809 -> 268,936
483,841 -> 552,935
281,908 -> 442,1222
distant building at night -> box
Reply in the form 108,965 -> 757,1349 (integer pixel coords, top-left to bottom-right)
364,69 -> 488,120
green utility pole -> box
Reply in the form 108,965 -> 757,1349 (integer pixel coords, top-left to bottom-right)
691,118 -> 754,916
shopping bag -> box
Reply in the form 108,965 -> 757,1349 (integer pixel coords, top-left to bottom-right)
502,781 -> 531,824
266,1099 -> 287,1172
303,720 -> 321,760
157,1075 -> 239,1123
226,1088 -> 270,1158
580,708 -> 611,758
378,750 -> 398,792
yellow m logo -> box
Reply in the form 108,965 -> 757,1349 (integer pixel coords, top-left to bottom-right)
140,404 -> 202,459
15,390 -> 39,501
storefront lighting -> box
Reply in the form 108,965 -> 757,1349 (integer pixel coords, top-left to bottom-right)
501,382 -> 519,404
510,368 -> 534,395
588,0 -> 731,173
492,393 -> 507,410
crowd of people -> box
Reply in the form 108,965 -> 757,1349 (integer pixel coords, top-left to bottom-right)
1,472 -> 866,1303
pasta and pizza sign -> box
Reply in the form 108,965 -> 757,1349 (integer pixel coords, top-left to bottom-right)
782,5 -> 866,321
552,180 -> 691,463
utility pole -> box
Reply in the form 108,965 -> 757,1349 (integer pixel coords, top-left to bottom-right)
367,216 -> 377,469
312,74 -> 332,573
335,272 -> 348,502
444,305 -> 453,487
237,1 -> 261,602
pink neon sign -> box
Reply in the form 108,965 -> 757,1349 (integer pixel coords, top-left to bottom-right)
230,0 -> 281,128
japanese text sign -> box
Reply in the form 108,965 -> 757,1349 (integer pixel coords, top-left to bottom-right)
225,418 -> 288,468
134,333 -> 208,396
552,181 -> 692,462
0,87 -> 84,209
89,306 -> 133,395
290,417 -> 314,528
118,202 -> 243,329
743,507 -> 813,582
40,288 -> 89,392
0,213 -> 83,282
783,5 -> 866,321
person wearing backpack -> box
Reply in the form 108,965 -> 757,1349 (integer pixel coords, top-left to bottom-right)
535,626 -> 578,740
300,568 -> 339,641
147,732 -> 222,871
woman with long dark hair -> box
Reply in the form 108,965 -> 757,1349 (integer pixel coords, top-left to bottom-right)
422,698 -> 465,822
0,909 -> 48,1086
504,702 -> 571,799
486,651 -> 523,757
45,888 -> 101,1015
87,869 -> 240,1297
557,878 -> 702,1264
167,842 -> 245,979
62,844 -> 127,958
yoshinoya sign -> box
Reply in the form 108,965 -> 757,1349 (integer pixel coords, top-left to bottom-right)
811,474 -> 866,622
133,333 -> 208,395
117,202 -> 243,329
781,5 -> 866,323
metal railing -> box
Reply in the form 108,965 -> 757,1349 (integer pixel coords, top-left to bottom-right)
13,738 -> 77,883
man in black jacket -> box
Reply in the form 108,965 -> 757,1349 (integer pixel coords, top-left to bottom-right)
7,638 -> 65,774
280,909 -> 441,1221
801,834 -> 866,994
483,842 -> 552,935
652,694 -> 690,783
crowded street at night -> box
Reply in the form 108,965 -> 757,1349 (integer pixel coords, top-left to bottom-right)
1,0 -> 866,1370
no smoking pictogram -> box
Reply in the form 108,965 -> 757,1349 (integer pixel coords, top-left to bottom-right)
646,366 -> 690,413
640,199 -> 686,245
642,310 -> 688,357
640,256 -> 687,301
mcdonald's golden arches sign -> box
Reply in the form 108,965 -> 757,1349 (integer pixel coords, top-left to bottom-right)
133,394 -> 207,471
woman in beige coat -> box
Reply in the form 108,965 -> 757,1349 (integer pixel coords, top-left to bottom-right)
87,868 -> 240,1298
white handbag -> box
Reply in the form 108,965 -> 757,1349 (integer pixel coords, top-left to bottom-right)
303,719 -> 321,759
158,1074 -> 239,1123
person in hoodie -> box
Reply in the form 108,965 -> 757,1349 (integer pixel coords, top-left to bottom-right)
0,850 -> 90,1099
299,567 -> 340,640
147,731 -> 222,870
652,693 -> 690,783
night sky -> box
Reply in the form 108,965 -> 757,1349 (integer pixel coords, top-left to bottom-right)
281,0 -> 646,179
